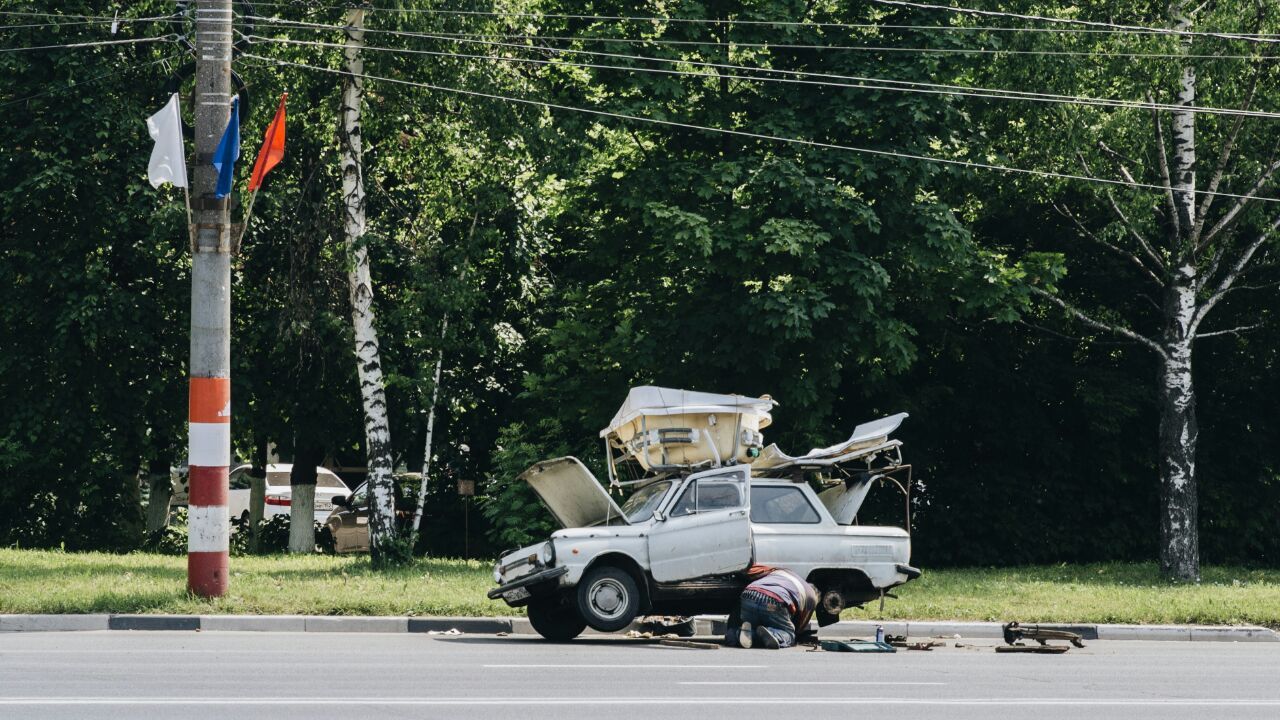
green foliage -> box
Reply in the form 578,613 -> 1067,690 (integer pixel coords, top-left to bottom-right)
3,0 -> 1279,571
144,508 -> 188,556
481,423 -> 561,550
0,0 -> 185,551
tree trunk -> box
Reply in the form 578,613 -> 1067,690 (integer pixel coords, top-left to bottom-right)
340,8 -> 398,562
288,445 -> 322,554
248,436 -> 268,553
144,458 -> 172,534
1158,277 -> 1200,581
411,316 -> 447,537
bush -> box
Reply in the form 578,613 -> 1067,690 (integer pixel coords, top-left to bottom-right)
481,422 -> 561,550
228,514 -> 320,555
143,507 -> 188,555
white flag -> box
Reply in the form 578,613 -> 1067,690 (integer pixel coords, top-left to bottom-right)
146,93 -> 188,189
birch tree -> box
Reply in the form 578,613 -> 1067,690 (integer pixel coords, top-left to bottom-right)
339,8 -> 399,563
1030,1 -> 1280,581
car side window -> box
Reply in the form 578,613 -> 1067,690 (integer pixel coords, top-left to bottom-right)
750,486 -> 821,524
669,479 -> 744,517
229,469 -> 252,490
349,483 -> 369,508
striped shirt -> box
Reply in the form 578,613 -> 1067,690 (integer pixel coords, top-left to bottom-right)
745,566 -> 819,631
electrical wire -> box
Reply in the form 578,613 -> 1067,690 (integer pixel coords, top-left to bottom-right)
231,0 -> 1280,41
869,0 -> 1280,44
0,35 -> 177,54
238,52 -> 1280,205
0,53 -> 184,108
0,10 -> 178,23
245,24 -> 1276,61
0,18 -> 180,31
243,29 -> 1280,120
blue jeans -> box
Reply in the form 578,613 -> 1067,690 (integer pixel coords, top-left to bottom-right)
724,589 -> 796,648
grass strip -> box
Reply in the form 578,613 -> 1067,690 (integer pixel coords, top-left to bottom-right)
1,550 -> 1277,626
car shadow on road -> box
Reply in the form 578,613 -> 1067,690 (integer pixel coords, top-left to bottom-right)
432,635 -> 690,646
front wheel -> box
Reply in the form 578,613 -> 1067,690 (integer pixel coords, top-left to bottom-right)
577,566 -> 640,632
527,598 -> 587,642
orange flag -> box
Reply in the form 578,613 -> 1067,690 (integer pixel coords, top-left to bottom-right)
247,93 -> 287,192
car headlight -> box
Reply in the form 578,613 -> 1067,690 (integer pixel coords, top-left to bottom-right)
493,565 -> 503,583
539,542 -> 555,567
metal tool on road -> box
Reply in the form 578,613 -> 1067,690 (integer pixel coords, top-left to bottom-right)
1001,621 -> 1086,651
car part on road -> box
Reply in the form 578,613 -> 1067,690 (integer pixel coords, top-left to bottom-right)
635,615 -> 697,637
578,565 -> 641,631
995,644 -> 1072,654
659,639 -> 720,650
526,598 -> 587,642
1002,621 -> 1086,649
817,639 -> 897,653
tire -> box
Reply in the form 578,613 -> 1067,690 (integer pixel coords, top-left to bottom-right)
527,598 -> 587,642
576,565 -> 640,632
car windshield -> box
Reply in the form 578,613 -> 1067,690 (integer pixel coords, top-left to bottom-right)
620,480 -> 673,523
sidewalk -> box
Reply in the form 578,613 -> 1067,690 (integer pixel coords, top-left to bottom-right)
1,614 -> 1275,641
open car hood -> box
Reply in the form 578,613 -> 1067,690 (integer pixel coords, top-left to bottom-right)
519,456 -> 631,528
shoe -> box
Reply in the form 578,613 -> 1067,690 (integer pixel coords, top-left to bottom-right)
753,626 -> 780,649
738,622 -> 753,649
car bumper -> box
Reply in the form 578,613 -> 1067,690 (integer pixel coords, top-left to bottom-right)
486,566 -> 569,606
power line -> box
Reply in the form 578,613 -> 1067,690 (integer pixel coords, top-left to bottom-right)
0,53 -> 184,108
232,1 -> 1280,41
0,36 -> 176,54
238,52 -> 1280,205
870,0 -> 1280,44
0,10 -> 178,23
247,24 -> 1275,61
0,18 -> 179,31
244,27 -> 1280,120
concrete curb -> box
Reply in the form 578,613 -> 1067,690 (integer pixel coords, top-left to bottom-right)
0,614 -> 1274,642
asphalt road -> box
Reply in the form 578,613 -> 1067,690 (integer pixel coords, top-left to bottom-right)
1,631 -> 1278,719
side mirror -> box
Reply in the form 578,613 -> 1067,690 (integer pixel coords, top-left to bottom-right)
652,511 -> 665,522
332,495 -> 349,508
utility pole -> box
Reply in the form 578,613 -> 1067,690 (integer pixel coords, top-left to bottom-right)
187,0 -> 234,597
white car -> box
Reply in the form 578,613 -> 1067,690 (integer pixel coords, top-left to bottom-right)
227,464 -> 351,524
488,414 -> 920,641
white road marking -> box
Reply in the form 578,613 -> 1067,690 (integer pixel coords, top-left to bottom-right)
3,698 -> 1280,706
484,664 -> 767,669
680,676 -> 952,681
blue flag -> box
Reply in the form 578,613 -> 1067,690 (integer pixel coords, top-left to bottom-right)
212,97 -> 240,199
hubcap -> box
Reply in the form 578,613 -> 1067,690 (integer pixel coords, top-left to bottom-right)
589,578 -> 627,619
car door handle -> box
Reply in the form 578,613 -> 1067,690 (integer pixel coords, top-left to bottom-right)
730,510 -> 747,517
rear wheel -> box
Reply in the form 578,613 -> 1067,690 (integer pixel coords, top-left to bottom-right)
577,565 -> 640,632
527,598 -> 587,642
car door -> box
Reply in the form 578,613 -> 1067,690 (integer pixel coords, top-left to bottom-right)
647,466 -> 752,582
330,482 -> 371,553
227,467 -> 252,520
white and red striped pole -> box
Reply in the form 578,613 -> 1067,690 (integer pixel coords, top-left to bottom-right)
188,0 -> 234,597
188,377 -> 230,595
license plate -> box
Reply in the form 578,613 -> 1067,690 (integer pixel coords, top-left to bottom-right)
503,586 -> 531,602
316,503 -> 332,511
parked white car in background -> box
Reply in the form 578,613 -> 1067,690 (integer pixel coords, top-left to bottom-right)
227,464 -> 350,524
